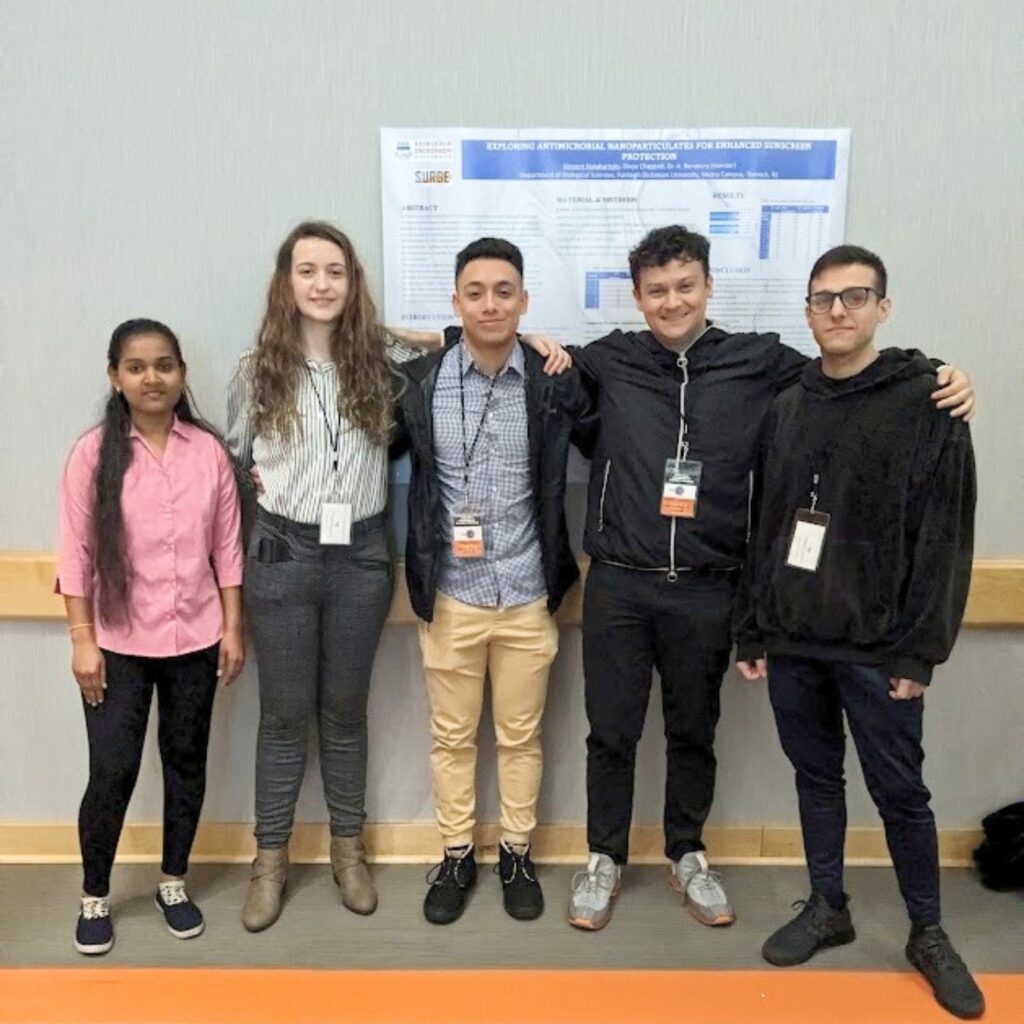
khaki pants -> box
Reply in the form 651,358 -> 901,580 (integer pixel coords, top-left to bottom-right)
418,593 -> 558,848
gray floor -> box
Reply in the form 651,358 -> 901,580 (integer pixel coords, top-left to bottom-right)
2,864 -> 1021,971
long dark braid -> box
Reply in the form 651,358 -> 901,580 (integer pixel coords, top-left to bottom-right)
93,382 -> 134,628
93,319 -> 242,627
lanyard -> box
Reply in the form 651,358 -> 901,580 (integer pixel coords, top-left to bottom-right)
458,346 -> 499,500
304,363 -> 343,472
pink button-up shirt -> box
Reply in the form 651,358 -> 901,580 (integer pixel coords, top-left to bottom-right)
58,419 -> 244,657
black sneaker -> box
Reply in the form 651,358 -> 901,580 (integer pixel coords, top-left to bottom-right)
496,840 -> 544,921
423,845 -> 477,924
74,896 -> 114,955
154,880 -> 205,939
762,891 -> 856,966
906,924 -> 985,1019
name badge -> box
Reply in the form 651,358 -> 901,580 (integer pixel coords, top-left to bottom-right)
452,511 -> 484,558
320,502 -> 352,545
786,509 -> 830,572
661,459 -> 703,518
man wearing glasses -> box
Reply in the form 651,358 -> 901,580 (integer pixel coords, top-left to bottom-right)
733,245 -> 983,1020
403,227 -> 976,936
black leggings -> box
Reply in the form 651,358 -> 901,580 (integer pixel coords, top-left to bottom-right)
78,645 -> 219,897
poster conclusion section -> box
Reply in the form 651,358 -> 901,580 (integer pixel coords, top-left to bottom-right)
380,128 -> 850,355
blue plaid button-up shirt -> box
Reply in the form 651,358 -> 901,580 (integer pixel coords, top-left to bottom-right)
432,340 -> 546,609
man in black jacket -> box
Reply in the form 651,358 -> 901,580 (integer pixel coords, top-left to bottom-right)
564,226 -> 975,933
734,246 -> 983,1020
392,237 -> 588,926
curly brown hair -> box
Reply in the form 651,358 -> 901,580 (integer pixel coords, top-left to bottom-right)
251,221 -> 393,446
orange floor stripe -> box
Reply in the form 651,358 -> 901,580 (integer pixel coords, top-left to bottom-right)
1,969 -> 1020,1024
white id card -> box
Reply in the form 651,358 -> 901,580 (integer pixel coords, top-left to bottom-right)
661,459 -> 702,518
452,513 -> 484,558
785,509 -> 830,572
451,504 -> 484,559
320,502 -> 352,545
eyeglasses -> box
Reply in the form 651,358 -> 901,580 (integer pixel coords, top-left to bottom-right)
806,286 -> 882,314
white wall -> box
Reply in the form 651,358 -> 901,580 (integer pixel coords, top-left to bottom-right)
2,0 -> 1021,831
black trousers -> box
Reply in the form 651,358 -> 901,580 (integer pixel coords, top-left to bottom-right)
583,562 -> 735,864
78,645 -> 219,897
768,653 -> 940,926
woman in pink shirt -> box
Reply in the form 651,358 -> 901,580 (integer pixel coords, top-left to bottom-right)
58,319 -> 245,956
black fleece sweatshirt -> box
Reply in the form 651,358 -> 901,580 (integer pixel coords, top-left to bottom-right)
733,348 -> 975,684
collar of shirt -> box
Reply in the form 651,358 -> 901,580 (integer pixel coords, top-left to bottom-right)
303,357 -> 336,374
128,416 -> 191,443
640,319 -> 717,367
458,337 -> 525,380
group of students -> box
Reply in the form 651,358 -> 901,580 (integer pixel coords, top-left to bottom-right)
57,220 -> 984,1019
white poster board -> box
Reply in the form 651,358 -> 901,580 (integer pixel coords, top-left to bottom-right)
380,127 -> 850,355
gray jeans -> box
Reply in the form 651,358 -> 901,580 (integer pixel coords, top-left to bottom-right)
245,508 -> 393,848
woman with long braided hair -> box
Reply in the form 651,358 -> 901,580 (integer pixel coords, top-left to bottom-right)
59,318 -> 244,955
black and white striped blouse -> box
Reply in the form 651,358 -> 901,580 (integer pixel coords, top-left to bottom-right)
225,337 -> 421,525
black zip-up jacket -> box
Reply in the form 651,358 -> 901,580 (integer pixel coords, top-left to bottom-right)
569,327 -> 808,573
391,339 -> 590,623
733,349 -> 976,684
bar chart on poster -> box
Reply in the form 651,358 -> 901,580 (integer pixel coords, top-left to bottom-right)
380,127 -> 850,356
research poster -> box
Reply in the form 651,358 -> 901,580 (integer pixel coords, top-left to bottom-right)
380,127 -> 851,356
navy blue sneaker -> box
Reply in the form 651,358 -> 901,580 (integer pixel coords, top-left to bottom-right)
74,896 -> 114,955
155,880 -> 205,939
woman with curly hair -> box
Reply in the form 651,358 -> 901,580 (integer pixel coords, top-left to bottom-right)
59,319 -> 245,955
229,222 -> 569,930
227,222 -> 434,930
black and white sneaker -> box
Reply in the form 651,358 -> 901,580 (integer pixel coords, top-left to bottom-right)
423,845 -> 477,924
155,880 -> 205,939
74,895 -> 114,955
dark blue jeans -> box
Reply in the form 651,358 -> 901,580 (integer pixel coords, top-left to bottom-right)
768,653 -> 940,925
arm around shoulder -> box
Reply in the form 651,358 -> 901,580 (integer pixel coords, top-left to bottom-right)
389,371 -> 413,460
882,418 -> 976,684
225,353 -> 256,469
771,340 -> 807,395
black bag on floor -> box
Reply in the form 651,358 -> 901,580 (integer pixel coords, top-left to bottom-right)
973,801 -> 1024,891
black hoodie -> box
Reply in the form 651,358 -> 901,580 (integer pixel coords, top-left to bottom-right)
733,348 -> 975,684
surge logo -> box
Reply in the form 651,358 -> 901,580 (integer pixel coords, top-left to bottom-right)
415,169 -> 452,184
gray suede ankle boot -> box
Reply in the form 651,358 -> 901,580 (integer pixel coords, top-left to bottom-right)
241,847 -> 288,932
331,835 -> 377,915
